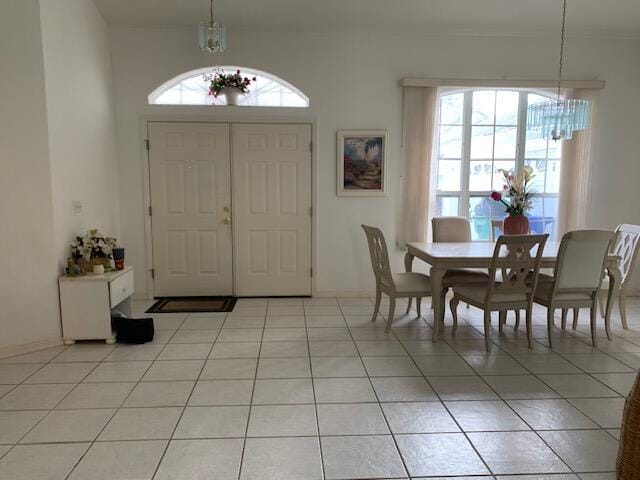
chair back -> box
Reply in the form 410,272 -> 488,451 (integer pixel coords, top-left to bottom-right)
490,219 -> 503,242
613,224 -> 640,287
432,216 -> 471,242
554,230 -> 616,291
485,234 -> 549,303
361,225 -> 394,288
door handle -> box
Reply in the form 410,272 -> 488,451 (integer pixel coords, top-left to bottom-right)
222,206 -> 231,224
223,217 -> 231,225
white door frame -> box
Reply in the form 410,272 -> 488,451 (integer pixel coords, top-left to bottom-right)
140,113 -> 316,299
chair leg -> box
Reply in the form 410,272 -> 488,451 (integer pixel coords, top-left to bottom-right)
598,292 -> 606,318
416,297 -> 422,318
604,299 -> 612,341
484,310 -> 491,352
525,306 -> 533,348
405,297 -> 412,314
386,297 -> 396,333
561,309 -> 568,330
572,308 -> 580,329
547,308 -> 554,349
590,300 -> 598,348
372,288 -> 382,323
450,297 -> 459,336
620,294 -> 629,330
514,310 -> 521,331
498,311 -> 505,333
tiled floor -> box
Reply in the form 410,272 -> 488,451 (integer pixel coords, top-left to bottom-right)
0,296 -> 638,479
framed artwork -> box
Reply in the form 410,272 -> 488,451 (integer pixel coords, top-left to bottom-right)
337,130 -> 387,196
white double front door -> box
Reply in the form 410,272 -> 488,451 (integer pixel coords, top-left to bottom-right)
148,122 -> 312,297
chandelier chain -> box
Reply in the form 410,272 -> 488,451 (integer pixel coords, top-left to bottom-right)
557,0 -> 567,103
210,0 -> 214,25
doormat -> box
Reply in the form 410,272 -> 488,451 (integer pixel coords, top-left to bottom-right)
146,296 -> 237,313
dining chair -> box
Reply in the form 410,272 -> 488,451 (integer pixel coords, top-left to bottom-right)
410,217 -> 490,317
533,230 -> 616,348
362,225 -> 432,332
450,234 -> 548,351
490,219 -> 503,242
594,224 -> 640,330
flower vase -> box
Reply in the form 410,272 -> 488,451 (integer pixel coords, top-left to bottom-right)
221,87 -> 242,106
503,214 -> 530,235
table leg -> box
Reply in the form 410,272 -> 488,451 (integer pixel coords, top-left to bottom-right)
404,252 -> 415,313
605,265 -> 623,335
430,268 -> 446,343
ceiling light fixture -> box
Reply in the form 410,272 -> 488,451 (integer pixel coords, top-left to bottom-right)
198,0 -> 226,54
527,0 -> 589,141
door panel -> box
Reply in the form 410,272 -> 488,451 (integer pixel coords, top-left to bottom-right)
149,122 -> 233,296
232,124 -> 312,296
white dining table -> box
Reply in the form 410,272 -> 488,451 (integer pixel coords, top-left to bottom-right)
404,241 -> 623,342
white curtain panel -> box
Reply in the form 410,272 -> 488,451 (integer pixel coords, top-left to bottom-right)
558,88 -> 599,234
399,86 -> 438,246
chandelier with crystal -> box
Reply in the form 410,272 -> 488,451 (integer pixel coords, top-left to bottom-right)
527,0 -> 590,141
198,0 -> 226,54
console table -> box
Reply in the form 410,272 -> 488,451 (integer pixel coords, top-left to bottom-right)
59,266 -> 134,344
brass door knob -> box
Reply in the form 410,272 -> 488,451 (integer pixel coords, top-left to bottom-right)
223,218 -> 231,225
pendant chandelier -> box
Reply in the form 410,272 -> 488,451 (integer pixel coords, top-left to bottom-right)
527,0 -> 589,141
198,0 -> 226,54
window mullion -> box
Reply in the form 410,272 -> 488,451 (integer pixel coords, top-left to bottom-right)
515,92 -> 528,173
460,91 -> 473,217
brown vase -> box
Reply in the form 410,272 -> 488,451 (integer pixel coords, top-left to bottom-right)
503,214 -> 529,235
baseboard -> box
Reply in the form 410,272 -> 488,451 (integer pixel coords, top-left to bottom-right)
313,290 -> 375,298
0,337 -> 64,360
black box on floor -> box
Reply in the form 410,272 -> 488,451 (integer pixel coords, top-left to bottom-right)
113,317 -> 155,344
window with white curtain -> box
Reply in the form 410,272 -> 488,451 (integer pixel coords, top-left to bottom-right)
435,89 -> 561,240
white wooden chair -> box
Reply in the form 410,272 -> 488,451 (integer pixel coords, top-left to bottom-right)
362,225 -> 432,332
450,234 -> 549,351
533,230 -> 616,348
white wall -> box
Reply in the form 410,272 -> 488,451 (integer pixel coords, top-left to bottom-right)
0,0 -> 61,356
109,28 -> 640,297
40,0 -> 119,268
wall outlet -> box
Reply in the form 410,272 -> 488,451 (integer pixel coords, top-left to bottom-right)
72,200 -> 82,215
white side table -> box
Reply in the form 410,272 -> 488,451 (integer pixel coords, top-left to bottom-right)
59,266 -> 134,345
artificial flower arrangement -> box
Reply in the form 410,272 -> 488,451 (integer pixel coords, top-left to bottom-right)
204,69 -> 257,98
489,166 -> 535,216
71,229 -> 117,263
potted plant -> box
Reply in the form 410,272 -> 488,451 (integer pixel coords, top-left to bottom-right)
71,229 -> 118,273
205,69 -> 257,106
489,166 -> 535,235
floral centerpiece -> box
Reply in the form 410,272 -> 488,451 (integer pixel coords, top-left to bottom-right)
489,166 -> 535,235
71,229 -> 118,272
204,69 -> 257,105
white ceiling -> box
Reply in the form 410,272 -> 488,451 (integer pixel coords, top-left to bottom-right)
93,0 -> 640,38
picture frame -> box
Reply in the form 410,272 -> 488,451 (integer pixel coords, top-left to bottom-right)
337,130 -> 388,196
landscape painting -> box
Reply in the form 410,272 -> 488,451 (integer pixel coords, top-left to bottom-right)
337,130 -> 387,196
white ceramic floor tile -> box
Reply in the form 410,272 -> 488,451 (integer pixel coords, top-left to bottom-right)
395,433 -> 489,477
469,431 -> 569,475
142,360 -> 204,381
51,344 -> 115,363
464,355 -> 529,375
155,438 -> 243,480
174,406 -> 249,438
170,329 -> 220,343
68,440 -> 167,480
25,362 -> 96,384
382,402 -> 460,434
362,356 -> 421,376
537,374 -> 620,398
482,375 -> 560,399
241,436 -> 323,480
247,404 -> 317,437
355,340 -> 407,356
562,353 -> 635,373
306,327 -> 351,341
0,410 -> 48,444
104,344 -> 164,362
309,341 -> 359,356
305,315 -> 347,327
414,355 -> 476,376
56,382 -> 135,409
313,377 -> 377,403
446,400 -> 530,432
0,384 -> 75,410
0,443 -> 89,480
265,316 -> 306,328
263,328 -> 307,341
512,354 -> 582,374
401,340 -> 456,356
370,376 -> 438,402
210,342 -> 261,359
591,372 -> 637,396
539,429 -> 619,472
252,378 -> 314,404
180,317 -> 225,330
20,408 -> 114,443
568,397 -> 626,429
217,329 -> 263,342
99,407 -> 182,440
310,357 -> 367,377
223,318 -> 265,329
256,357 -> 311,378
0,347 -> 65,364
85,361 -> 151,382
321,435 -> 407,479
317,403 -> 388,435
259,341 -> 309,358
200,359 -> 257,380
507,399 -> 598,430
158,343 -> 212,360
189,379 -> 254,406
124,381 -> 194,407
0,364 -> 43,384
428,376 -> 499,400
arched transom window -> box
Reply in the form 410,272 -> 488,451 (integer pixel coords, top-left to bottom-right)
148,66 -> 309,107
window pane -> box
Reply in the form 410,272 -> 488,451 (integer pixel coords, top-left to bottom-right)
524,160 -> 546,193
437,160 -> 461,191
545,160 -> 561,193
436,196 -> 460,217
470,218 -> 490,241
471,195 -> 509,219
547,138 -> 561,159
493,161 -> 515,191
469,160 -> 493,191
439,126 -> 462,158
543,197 -> 559,238
472,91 -> 495,125
494,126 -> 517,158
470,126 -> 494,159
525,127 -> 547,158
495,91 -> 519,125
440,93 -> 464,125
